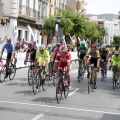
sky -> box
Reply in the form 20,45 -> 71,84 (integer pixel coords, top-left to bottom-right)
85,0 -> 120,15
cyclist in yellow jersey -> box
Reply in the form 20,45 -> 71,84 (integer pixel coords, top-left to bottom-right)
111,51 -> 120,84
34,44 -> 50,73
85,44 -> 100,89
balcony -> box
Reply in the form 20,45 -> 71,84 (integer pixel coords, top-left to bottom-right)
19,5 -> 40,20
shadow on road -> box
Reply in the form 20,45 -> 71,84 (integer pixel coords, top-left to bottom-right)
14,90 -> 33,96
31,97 -> 57,104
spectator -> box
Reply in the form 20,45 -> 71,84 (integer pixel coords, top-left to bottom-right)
71,45 -> 77,52
0,36 -> 7,44
15,41 -> 21,52
67,44 -> 71,52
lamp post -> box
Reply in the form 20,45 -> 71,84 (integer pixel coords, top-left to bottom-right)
55,15 -> 61,43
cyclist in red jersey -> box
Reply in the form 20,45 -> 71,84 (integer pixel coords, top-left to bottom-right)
52,45 -> 72,88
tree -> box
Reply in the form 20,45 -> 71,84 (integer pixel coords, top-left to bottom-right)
111,35 -> 120,45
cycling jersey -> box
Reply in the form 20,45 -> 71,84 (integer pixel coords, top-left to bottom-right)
112,55 -> 120,67
78,46 -> 88,55
2,44 -> 15,53
86,50 -> 100,59
55,52 -> 72,70
36,50 -> 50,66
26,47 -> 37,61
2,44 -> 15,60
78,46 -> 88,59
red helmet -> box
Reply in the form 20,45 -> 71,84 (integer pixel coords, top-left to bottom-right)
91,44 -> 97,49
59,45 -> 68,52
28,42 -> 33,47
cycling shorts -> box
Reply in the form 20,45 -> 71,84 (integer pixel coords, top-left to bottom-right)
89,58 -> 97,67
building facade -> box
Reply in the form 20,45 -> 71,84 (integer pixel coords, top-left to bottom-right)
0,0 -> 49,47
89,16 -> 120,45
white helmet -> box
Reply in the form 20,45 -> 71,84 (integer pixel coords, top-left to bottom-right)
39,44 -> 45,50
114,51 -> 119,55
47,44 -> 52,48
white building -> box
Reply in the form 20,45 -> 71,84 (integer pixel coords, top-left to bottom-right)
0,0 -> 49,47
89,16 -> 120,45
104,19 -> 120,45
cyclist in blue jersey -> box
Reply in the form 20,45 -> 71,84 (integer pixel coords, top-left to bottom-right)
0,38 -> 16,66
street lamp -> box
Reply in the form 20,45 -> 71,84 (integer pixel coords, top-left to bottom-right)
55,15 -> 61,42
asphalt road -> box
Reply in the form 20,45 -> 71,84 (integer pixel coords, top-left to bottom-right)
0,62 -> 120,120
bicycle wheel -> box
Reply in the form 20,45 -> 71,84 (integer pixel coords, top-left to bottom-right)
53,73 -> 57,86
28,67 -> 33,86
32,73 -> 40,95
88,78 -> 90,94
64,81 -> 69,98
42,74 -> 49,91
113,72 -> 117,89
101,69 -> 104,81
9,64 -> 16,80
0,65 -> 6,83
56,77 -> 63,103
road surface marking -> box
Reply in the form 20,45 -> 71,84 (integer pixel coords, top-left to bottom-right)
68,88 -> 79,96
31,114 -> 44,120
0,100 -> 120,115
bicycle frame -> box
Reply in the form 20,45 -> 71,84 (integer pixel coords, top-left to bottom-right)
88,65 -> 95,94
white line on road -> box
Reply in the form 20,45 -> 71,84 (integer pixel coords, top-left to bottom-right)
31,114 -> 44,120
68,88 -> 79,96
0,100 -> 120,115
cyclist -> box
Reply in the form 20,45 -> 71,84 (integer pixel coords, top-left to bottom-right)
52,43 -> 61,61
0,38 -> 16,78
24,42 -> 37,64
99,46 -> 109,77
111,51 -> 120,84
77,42 -> 88,74
52,45 -> 72,88
34,44 -> 50,74
85,44 -> 100,89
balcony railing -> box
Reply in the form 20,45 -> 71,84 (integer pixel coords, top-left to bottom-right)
19,5 -> 41,20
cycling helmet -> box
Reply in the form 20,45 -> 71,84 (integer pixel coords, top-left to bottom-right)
39,44 -> 45,50
91,44 -> 97,49
47,44 -> 52,48
6,38 -> 11,41
28,42 -> 33,47
115,45 -> 119,49
114,51 -> 119,55
80,42 -> 85,46
59,45 -> 68,52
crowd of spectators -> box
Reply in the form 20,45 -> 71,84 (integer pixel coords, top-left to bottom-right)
14,38 -> 27,53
